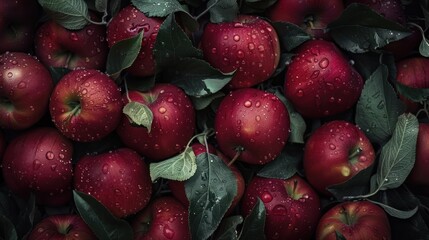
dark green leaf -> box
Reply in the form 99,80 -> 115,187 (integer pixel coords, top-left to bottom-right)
419,36 -> 429,57
38,0 -> 90,30
396,81 -> 429,102
273,22 -> 311,52
122,102 -> 153,131
335,231 -> 347,240
328,163 -> 375,201
355,65 -> 405,145
73,191 -> 133,240
389,210 -> 429,240
238,198 -> 266,240
421,1 -> 429,30
370,113 -> 419,193
348,51 -> 396,81
257,145 -> 302,180
0,215 -> 17,240
109,0 -> 122,17
214,215 -> 243,240
149,147 -> 197,181
372,200 -> 418,219
94,0 -> 108,12
369,186 -> 420,219
185,153 -> 237,240
240,0 -> 277,13
125,75 -> 156,92
206,0 -> 239,23
192,91 -> 225,111
160,58 -> 233,97
154,14 -> 202,71
131,0 -> 189,17
328,3 -> 411,53
106,31 -> 143,79
48,67 -> 71,85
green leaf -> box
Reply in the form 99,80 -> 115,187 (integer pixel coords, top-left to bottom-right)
328,163 -> 375,201
122,101 -> 153,132
109,0 -> 122,17
0,215 -> 17,240
239,198 -> 266,240
419,36 -> 429,57
154,14 -> 202,71
370,113 -> 419,193
149,147 -> 197,181
257,145 -> 302,180
94,0 -> 108,12
335,231 -> 347,240
48,67 -> 71,85
16,194 -> 38,239
38,0 -> 90,30
355,65 -> 405,145
240,0 -> 277,13
73,191 -> 133,240
214,215 -> 244,240
272,22 -> 311,52
371,200 -> 418,219
192,91 -> 225,111
207,0 -> 239,23
185,153 -> 237,240
131,0 -> 189,17
395,82 -> 429,102
328,3 -> 411,53
160,58 -> 233,97
106,31 -> 143,79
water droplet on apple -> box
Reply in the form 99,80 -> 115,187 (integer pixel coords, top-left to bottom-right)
261,192 -> 273,203
51,164 -> 57,171
296,89 -> 304,97
163,226 -> 175,239
319,58 -> 329,69
17,81 -> 26,89
86,29 -> 94,36
114,189 -> 122,195
244,101 -> 252,107
158,107 -> 167,113
33,160 -> 41,170
46,151 -> 55,160
7,72 -> 13,78
258,45 -> 265,52
255,115 -> 261,122
233,35 -> 240,42
248,43 -> 255,50
70,33 -> 79,41
237,50 -> 245,58
272,205 -> 287,216
211,47 -> 217,54
102,164 -> 109,174
329,144 -> 336,150
310,70 -> 320,79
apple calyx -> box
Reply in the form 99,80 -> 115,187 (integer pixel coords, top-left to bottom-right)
338,206 -> 357,226
64,99 -> 81,124
348,147 -> 363,164
285,179 -> 303,200
58,224 -> 73,235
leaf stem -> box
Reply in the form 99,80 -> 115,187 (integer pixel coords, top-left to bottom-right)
196,0 -> 219,20
227,147 -> 244,166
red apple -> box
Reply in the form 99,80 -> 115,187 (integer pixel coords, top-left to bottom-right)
303,120 -> 375,196
315,200 -> 391,240
49,69 -> 123,142
267,0 -> 344,38
214,88 -> 290,165
407,123 -> 429,192
284,39 -> 364,118
34,17 -> 108,70
132,196 -> 190,240
107,4 -> 164,77
395,57 -> 429,113
241,175 -> 321,240
1,127 -> 73,206
200,15 -> 280,89
28,214 -> 97,240
0,0 -> 42,53
0,52 -> 53,129
167,144 -> 245,216
116,83 -> 196,161
74,148 -> 152,218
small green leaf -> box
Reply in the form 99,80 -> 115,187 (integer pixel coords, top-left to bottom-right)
131,0 -> 189,17
239,198 -> 266,240
192,91 -> 225,111
355,65 -> 405,145
159,58 -> 233,97
371,200 -> 418,219
0,215 -> 17,240
273,22 -> 311,52
185,153 -> 237,240
154,14 -> 202,71
257,145 -> 302,180
370,113 -> 419,193
38,0 -> 90,30
206,0 -> 239,23
73,191 -> 133,240
122,102 -> 153,132
328,3 -> 411,53
395,82 -> 429,102
94,0 -> 108,12
149,147 -> 197,181
419,36 -> 429,57
214,215 -> 244,240
106,31 -> 143,79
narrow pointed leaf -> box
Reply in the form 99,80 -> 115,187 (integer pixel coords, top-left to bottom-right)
239,198 -> 266,240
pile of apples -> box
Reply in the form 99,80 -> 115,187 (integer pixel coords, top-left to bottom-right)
1,0 -> 429,239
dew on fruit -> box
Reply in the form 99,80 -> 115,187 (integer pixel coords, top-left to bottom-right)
51,164 -> 57,171
272,205 -> 287,216
7,72 -> 13,78
261,192 -> 273,203
248,43 -> 255,50
296,89 -> 304,97
233,35 -> 240,42
158,107 -> 167,114
102,164 -> 109,174
163,226 -> 175,239
70,33 -> 79,41
255,115 -> 261,122
17,81 -> 26,88
237,50 -> 245,58
319,58 -> 329,69
244,100 -> 252,107
310,70 -> 320,79
46,151 -> 55,160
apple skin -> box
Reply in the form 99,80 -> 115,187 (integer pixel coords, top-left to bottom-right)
116,83 -> 196,161
214,87 -> 290,165
1,127 -> 73,206
303,120 -> 375,196
107,5 -> 164,77
406,123 -> 429,192
74,148 -> 152,218
0,0 -> 42,53
49,69 -> 123,142
284,39 -> 364,118
28,214 -> 97,240
200,15 -> 280,89
267,0 -> 344,38
241,175 -> 321,240
167,144 -> 245,216
395,57 -> 429,113
34,18 -> 108,70
0,52 -> 54,129
132,196 -> 190,240
315,201 -> 391,240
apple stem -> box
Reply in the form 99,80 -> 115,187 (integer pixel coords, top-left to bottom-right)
348,147 -> 362,160
123,79 -> 132,103
228,147 -> 244,166
64,103 -> 81,124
